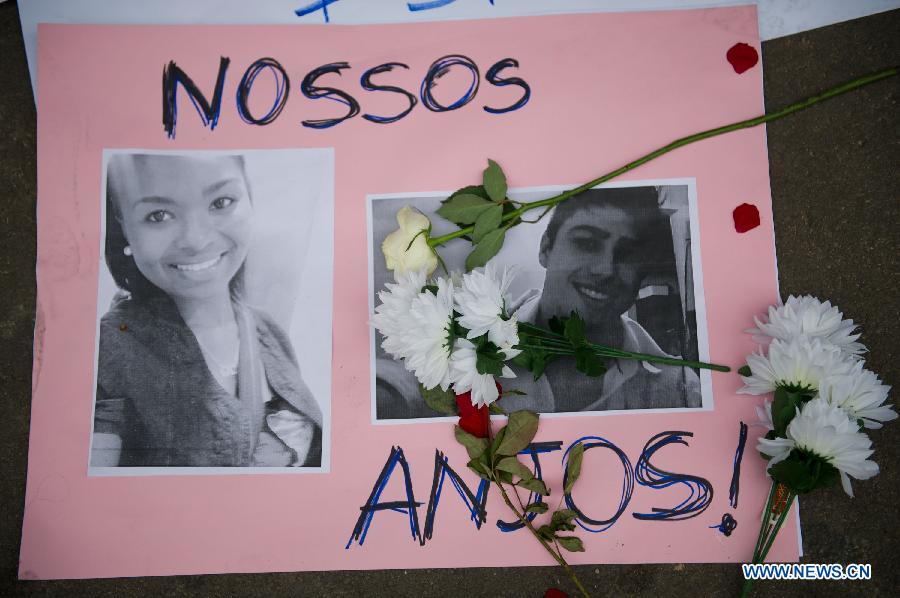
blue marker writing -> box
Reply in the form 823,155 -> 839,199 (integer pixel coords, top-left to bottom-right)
295,0 -> 341,23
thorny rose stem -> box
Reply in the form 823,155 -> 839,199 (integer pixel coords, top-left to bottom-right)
428,66 -> 898,249
495,481 -> 591,598
484,424 -> 592,598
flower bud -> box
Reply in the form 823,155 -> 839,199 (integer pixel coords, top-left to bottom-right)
381,206 -> 438,277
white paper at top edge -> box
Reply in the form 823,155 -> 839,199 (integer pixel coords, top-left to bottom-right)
18,0 -> 900,101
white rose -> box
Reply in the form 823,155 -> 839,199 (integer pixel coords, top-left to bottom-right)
381,206 -> 438,276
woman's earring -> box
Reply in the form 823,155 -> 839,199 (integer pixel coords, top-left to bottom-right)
123,245 -> 133,257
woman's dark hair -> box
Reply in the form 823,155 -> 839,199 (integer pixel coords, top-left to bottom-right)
104,153 -> 250,301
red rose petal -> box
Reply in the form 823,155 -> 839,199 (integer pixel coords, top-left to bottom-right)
456,391 -> 490,439
455,383 -> 502,439
544,589 -> 569,598
733,203 -> 761,233
726,42 -> 759,74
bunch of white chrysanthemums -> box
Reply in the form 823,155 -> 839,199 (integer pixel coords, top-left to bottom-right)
373,262 -> 520,408
738,295 -> 895,496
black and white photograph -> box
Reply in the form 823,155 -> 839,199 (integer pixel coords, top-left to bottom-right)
90,149 -> 334,472
369,180 -> 712,421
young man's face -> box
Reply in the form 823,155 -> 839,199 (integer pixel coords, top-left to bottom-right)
539,203 -> 644,332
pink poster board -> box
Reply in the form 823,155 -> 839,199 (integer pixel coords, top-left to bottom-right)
21,5 -> 799,580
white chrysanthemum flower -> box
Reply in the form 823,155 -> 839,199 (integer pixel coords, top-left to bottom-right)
753,400 -> 774,432
399,276 -> 456,391
747,295 -> 865,357
455,262 -> 516,340
487,314 -> 522,359
449,338 -> 517,407
759,398 -> 879,497
371,269 -> 428,360
738,337 -> 855,396
756,434 -> 793,464
819,362 -> 896,429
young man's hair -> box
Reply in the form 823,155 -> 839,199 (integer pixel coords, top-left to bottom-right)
541,186 -> 673,274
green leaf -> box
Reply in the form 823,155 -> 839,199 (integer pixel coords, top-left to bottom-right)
525,502 -> 549,514
537,525 -> 556,541
500,389 -> 527,397
574,347 -> 606,377
473,204 -> 503,243
564,312 -> 586,347
489,426 -> 507,460
495,456 -> 534,481
517,477 -> 549,496
465,228 -> 506,271
556,536 -> 585,553
530,351 -> 550,380
564,443 -> 585,494
772,387 -> 802,437
483,159 -> 508,203
436,193 -> 495,225
475,341 -> 506,376
497,470 -> 514,484
450,319 -> 469,344
446,185 -> 491,202
550,509 -> 577,532
768,451 -> 839,494
512,348 -> 533,369
737,365 -> 752,377
466,458 -> 491,481
455,425 -> 489,460
419,384 -> 458,416
550,509 -> 578,532
811,460 -> 840,491
489,402 -> 507,415
497,410 -> 539,456
548,316 -> 565,336
768,456 -> 813,494
552,509 -> 578,524
514,345 -> 553,380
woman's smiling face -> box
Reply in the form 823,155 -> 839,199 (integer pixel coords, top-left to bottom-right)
111,154 -> 253,302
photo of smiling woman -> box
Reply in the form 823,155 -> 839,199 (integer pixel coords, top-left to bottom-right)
91,150 -> 333,469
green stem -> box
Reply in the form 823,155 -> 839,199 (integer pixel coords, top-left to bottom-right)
495,479 -> 591,598
757,492 -> 796,564
483,413 -> 590,597
519,322 -> 731,371
741,482 -> 797,598
516,344 -> 578,354
589,345 -> 732,372
751,481 -> 779,559
429,66 -> 897,248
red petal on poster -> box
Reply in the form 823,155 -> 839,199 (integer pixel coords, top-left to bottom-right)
733,203 -> 761,233
544,589 -> 569,598
726,42 -> 759,74
456,391 -> 490,439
